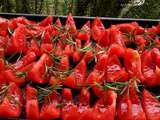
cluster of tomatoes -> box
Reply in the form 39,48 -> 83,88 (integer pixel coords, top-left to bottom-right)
0,14 -> 160,120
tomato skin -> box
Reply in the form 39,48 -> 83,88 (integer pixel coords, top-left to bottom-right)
40,43 -> 53,54
141,50 -> 160,86
0,82 -> 23,118
65,13 -> 77,35
73,51 -> 81,63
0,17 -> 8,32
98,29 -> 110,47
26,85 -> 39,120
64,45 -> 74,57
93,90 -> 117,120
39,15 -> 53,27
12,51 -> 36,70
135,35 -> 146,50
28,53 -> 53,84
129,87 -> 146,120
42,31 -> 52,43
108,44 -> 125,57
58,55 -> 70,71
77,88 -> 94,120
92,17 -> 105,42
142,89 -> 160,120
4,69 -> 25,86
124,48 -> 144,81
11,26 -> 27,53
40,91 -> 61,120
86,54 -> 108,97
64,59 -> 86,88
83,50 -> 94,63
26,39 -> 40,56
110,25 -> 124,45
117,91 -> 132,120
61,88 -> 79,120
117,86 -> 146,120
151,48 -> 160,68
77,21 -> 91,42
0,58 -> 5,72
105,55 -> 128,82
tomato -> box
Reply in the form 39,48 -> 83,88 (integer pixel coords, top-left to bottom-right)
124,48 -> 144,81
110,25 -> 125,46
40,91 -> 61,119
39,15 -> 53,27
129,86 -> 146,120
41,30 -> 52,43
73,50 -> 81,63
87,54 -> 108,97
117,22 -> 144,35
98,29 -> 110,47
4,69 -> 25,86
12,51 -> 36,70
40,43 -> 53,54
65,13 -> 77,35
141,50 -> 160,86
77,21 -> 91,42
26,85 -> 39,120
151,48 -> 160,68
11,26 -> 27,53
93,90 -> 117,120
64,59 -> 86,88
142,89 -> 160,120
118,86 -> 143,120
105,55 -> 128,82
107,44 -> 125,57
77,88 -> 94,120
28,53 -> 53,84
0,17 -> 8,32
26,39 -> 40,56
87,54 -> 108,84
0,82 -> 23,118
61,88 -> 79,120
58,55 -> 70,71
92,17 -> 105,42
64,45 -> 74,57
83,50 -> 94,63
135,35 -> 146,50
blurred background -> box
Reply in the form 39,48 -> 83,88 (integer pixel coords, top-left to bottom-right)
0,0 -> 160,19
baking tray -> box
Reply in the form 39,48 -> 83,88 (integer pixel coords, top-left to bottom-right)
0,13 -> 159,120
0,13 -> 159,28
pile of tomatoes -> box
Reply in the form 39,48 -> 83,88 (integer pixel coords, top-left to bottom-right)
0,14 -> 160,120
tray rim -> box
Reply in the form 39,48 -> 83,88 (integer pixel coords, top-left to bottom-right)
0,12 -> 159,22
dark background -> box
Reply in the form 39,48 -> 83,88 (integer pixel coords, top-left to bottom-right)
0,0 -> 160,19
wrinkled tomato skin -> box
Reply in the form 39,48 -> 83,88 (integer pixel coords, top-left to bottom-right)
11,26 -> 27,53
141,50 -> 160,86
0,82 -> 23,118
12,51 -> 36,70
26,85 -> 39,120
124,48 -> 144,81
92,90 -> 117,120
92,17 -> 105,42
4,69 -> 25,86
39,15 -> 53,27
142,89 -> 160,120
40,91 -> 61,120
61,88 -> 79,120
64,59 -> 86,88
28,53 -> 53,84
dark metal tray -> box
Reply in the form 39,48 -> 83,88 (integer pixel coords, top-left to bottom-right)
0,13 -> 159,120
0,13 -> 159,28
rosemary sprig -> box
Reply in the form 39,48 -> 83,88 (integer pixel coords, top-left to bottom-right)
8,28 -> 14,35
79,43 -> 92,52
